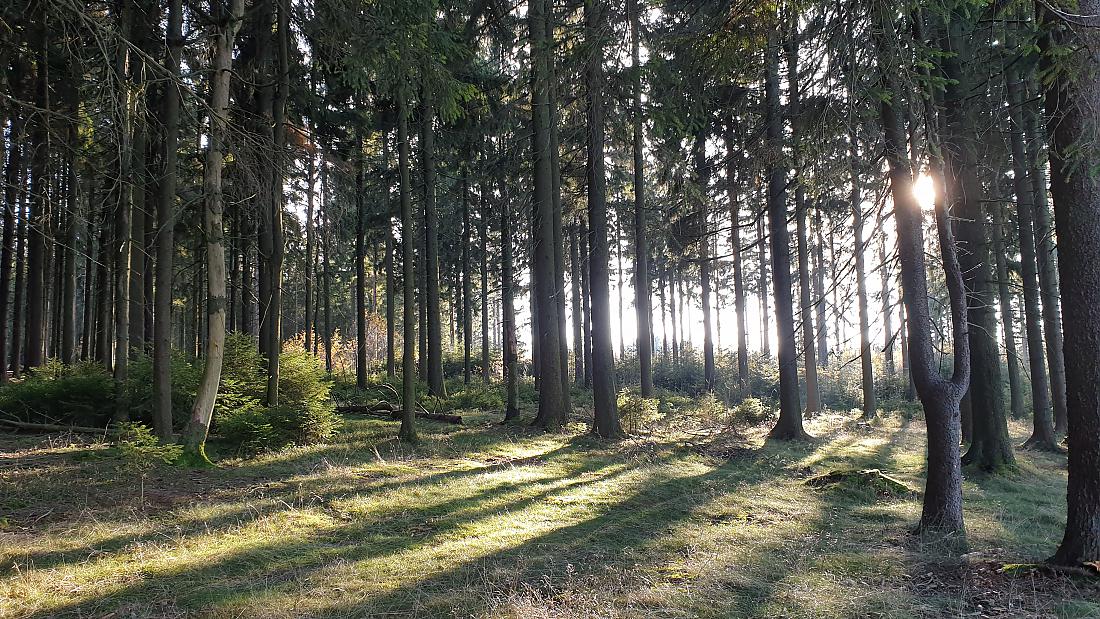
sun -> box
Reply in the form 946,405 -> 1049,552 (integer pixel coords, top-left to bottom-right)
912,173 -> 936,212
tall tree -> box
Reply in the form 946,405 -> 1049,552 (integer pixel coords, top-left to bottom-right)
182,0 -> 245,463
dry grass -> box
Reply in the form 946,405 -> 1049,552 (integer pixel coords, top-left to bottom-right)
0,401 -> 1096,618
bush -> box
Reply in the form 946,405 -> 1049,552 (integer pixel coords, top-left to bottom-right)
126,350 -> 202,429
617,390 -> 660,434
446,383 -> 504,411
731,397 -> 772,425
114,422 -> 183,466
212,339 -> 338,453
653,352 -> 707,395
0,360 -> 113,426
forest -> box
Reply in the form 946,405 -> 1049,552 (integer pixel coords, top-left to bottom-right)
1,0 -> 1100,616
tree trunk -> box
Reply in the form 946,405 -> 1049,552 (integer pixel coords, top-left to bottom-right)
462,169 -> 472,384
26,17 -> 50,373
941,15 -> 1014,472
876,6 -> 970,543
570,224 -> 584,386
500,177 -> 519,420
398,96 -> 417,442
265,0 -> 289,405
420,81 -> 444,398
991,204 -> 1026,422
765,34 -> 805,440
629,0 -> 652,398
580,219 -> 592,389
787,36 -> 819,416
1,116 -> 24,385
1042,0 -> 1100,566
1025,77 -> 1068,437
529,0 -> 567,429
695,131 -> 715,392
724,129 -> 749,397
813,210 -> 829,368
757,216 -> 770,357
355,136 -> 368,389
586,0 -> 623,438
152,0 -> 183,441
851,132 -> 876,420
181,0 -> 244,463
480,187 -> 490,383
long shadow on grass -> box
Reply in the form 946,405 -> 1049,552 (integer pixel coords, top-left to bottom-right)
5,433 -> 639,576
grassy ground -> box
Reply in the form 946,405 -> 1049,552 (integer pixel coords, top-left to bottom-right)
1,399 -> 1096,618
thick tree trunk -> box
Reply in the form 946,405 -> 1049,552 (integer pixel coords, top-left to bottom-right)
1043,1 -> 1100,566
765,34 -> 805,440
529,0 -> 567,429
876,6 -> 969,543
941,15 -> 1014,471
586,0 -> 623,438
182,0 -> 243,463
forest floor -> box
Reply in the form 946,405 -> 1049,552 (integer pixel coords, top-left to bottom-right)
1,397 -> 1097,618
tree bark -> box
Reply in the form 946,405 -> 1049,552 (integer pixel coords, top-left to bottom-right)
765,34 -> 805,440
586,0 -> 623,438
398,96 -> 417,442
181,0 -> 243,463
153,0 -> 183,441
420,80 -> 444,398
851,132 -> 876,420
724,129 -> 749,397
355,136 -> 368,388
1,116 -> 25,385
629,0 -> 652,398
1042,0 -> 1100,566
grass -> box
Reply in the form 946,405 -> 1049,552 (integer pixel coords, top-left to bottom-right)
0,398 -> 1096,618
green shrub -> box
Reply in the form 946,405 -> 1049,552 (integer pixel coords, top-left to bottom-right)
126,351 -> 202,429
114,422 -> 183,466
446,384 -> 504,411
217,400 -> 277,455
617,390 -> 660,434
0,360 -> 113,426
653,352 -> 706,395
272,345 -> 338,444
731,397 -> 772,425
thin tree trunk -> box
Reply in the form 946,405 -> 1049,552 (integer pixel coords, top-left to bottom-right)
398,95 -> 417,442
462,168 -> 472,384
480,186 -> 490,383
724,131 -> 749,396
500,177 -> 519,420
355,136 -> 368,388
851,132 -> 876,420
629,0 -> 651,397
152,0 -> 183,441
1,117 -> 24,384
570,224 -> 584,385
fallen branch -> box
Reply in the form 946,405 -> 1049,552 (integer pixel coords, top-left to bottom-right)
0,419 -> 119,436
806,468 -> 915,497
335,404 -> 462,425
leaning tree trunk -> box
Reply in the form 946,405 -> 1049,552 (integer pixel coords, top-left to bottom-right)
765,34 -> 805,440
586,0 -> 623,438
1043,0 -> 1100,566
181,0 -> 244,464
